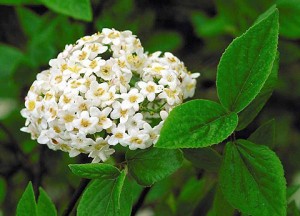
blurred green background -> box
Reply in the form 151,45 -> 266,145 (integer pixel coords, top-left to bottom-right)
0,0 -> 300,215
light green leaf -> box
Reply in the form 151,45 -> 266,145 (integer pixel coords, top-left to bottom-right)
183,148 -> 222,172
144,31 -> 183,53
40,0 -> 92,21
78,170 -> 132,216
69,163 -> 120,179
277,0 -> 300,39
248,119 -> 275,148
16,182 -> 37,216
37,188 -> 57,216
287,185 -> 300,199
220,140 -> 286,216
155,100 -> 238,149
207,185 -> 234,216
216,8 -> 279,113
237,53 -> 279,130
126,148 -> 183,186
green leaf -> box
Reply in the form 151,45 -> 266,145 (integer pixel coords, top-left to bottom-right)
191,12 -> 236,37
288,201 -> 300,216
207,185 -> 234,216
177,176 -> 215,216
287,185 -> 300,199
236,53 -> 279,130
16,182 -> 37,216
248,119 -> 275,148
155,100 -> 238,149
16,7 -> 42,38
0,45 -> 23,79
0,178 -> 6,204
40,0 -> 92,21
277,0 -> 300,39
126,148 -> 183,186
220,140 -> 286,216
144,31 -> 183,53
183,148 -> 222,172
78,170 -> 132,216
216,8 -> 279,113
69,163 -> 120,179
37,188 -> 57,216
0,0 -> 39,5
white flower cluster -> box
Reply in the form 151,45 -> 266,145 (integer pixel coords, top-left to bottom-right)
21,29 -> 199,163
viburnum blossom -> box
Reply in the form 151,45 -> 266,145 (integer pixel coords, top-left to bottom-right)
21,28 -> 200,163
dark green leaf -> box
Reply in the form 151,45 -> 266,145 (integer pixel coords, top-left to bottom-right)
248,119 -> 275,148
220,140 -> 286,216
0,0 -> 39,5
16,7 -> 42,38
237,53 -> 279,130
277,0 -> 300,39
288,201 -> 300,216
69,163 -> 120,179
144,31 -> 183,52
191,12 -> 236,37
207,185 -> 234,216
16,182 -> 37,216
177,177 -> 215,216
0,178 -> 6,204
183,148 -> 222,172
126,148 -> 183,186
155,100 -> 238,149
37,188 -> 57,216
40,0 -> 92,21
77,170 -> 132,216
0,45 -> 23,79
216,8 -> 279,113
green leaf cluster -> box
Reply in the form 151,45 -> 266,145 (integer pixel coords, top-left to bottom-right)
16,182 -> 57,216
154,7 -> 287,216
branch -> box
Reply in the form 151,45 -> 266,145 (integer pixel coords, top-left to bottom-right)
131,187 -> 151,216
62,178 -> 91,216
0,122 -> 34,177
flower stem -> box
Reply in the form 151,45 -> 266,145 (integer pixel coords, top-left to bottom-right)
131,187 -> 151,215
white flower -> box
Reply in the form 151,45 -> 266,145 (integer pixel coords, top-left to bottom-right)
90,107 -> 113,132
125,130 -> 150,150
125,113 -> 144,133
108,124 -> 129,146
102,28 -> 121,45
121,88 -> 144,111
138,81 -> 163,101
88,137 -> 115,163
85,81 -> 109,106
158,88 -> 182,106
73,111 -> 98,134
159,70 -> 180,90
95,59 -> 116,81
83,43 -> 108,59
110,101 -> 135,124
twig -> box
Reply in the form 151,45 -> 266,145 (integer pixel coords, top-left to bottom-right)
0,122 -> 34,178
62,179 -> 91,216
33,145 -> 46,196
131,187 -> 151,216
